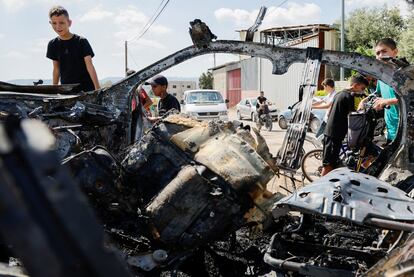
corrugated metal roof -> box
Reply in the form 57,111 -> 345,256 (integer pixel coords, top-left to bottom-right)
236,24 -> 337,33
209,60 -> 240,71
278,33 -> 319,47
260,24 -> 336,33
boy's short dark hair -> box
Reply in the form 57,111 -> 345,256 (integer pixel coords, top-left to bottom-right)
49,6 -> 69,18
350,74 -> 369,87
322,78 -> 335,88
376,38 -> 397,50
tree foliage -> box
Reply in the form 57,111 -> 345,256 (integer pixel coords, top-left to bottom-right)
354,45 -> 375,57
344,6 -> 414,63
199,71 -> 213,89
399,14 -> 414,63
345,6 -> 405,52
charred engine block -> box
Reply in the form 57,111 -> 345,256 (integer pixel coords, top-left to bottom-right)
265,215 -> 387,276
65,114 -> 277,252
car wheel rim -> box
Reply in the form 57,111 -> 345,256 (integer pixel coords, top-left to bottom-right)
279,117 -> 287,129
310,119 -> 319,133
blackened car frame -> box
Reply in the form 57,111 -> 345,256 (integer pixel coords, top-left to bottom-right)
0,19 -> 412,277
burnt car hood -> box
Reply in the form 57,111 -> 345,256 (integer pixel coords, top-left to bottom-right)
273,168 -> 414,226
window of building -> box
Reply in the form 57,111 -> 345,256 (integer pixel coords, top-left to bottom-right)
187,85 -> 191,88
172,85 -> 177,88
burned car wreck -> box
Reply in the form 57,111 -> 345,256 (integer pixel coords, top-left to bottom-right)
0,20 -> 413,277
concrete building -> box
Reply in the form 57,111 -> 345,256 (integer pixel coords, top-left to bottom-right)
211,24 -> 339,110
211,61 -> 241,105
168,80 -> 197,102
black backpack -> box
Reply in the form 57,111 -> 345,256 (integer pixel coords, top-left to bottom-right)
347,111 -> 369,149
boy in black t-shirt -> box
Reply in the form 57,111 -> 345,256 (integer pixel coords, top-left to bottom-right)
145,75 -> 180,120
46,6 -> 100,91
321,75 -> 369,176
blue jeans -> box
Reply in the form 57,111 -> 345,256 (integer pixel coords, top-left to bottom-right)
316,121 -> 326,138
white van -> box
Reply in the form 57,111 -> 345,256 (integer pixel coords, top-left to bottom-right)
181,89 -> 229,121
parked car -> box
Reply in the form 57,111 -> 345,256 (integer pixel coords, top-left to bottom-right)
181,89 -> 229,121
278,101 -> 326,133
236,97 -> 278,122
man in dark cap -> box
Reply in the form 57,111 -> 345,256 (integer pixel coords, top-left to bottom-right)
145,75 -> 180,118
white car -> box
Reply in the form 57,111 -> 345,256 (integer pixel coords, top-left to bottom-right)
181,89 -> 229,121
236,97 -> 278,121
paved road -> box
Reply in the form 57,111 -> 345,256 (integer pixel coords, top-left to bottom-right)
228,107 -> 319,193
229,108 -> 286,155
228,107 -> 318,155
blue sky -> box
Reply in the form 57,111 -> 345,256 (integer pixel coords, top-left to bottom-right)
0,0 -> 410,81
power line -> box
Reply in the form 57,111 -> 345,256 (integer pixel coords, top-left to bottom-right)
124,0 -> 171,72
265,0 -> 289,19
128,0 -> 171,43
128,0 -> 167,42
128,50 -> 140,69
134,0 -> 170,42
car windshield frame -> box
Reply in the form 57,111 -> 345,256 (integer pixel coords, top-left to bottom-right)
187,91 -> 224,104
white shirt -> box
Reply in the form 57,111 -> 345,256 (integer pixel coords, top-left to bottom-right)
322,90 -> 336,122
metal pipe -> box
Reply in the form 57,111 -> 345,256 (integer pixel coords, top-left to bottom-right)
340,0 -> 345,81
263,233 -> 357,277
365,218 -> 414,232
213,53 -> 216,68
52,125 -> 83,130
258,57 -> 262,92
125,41 -> 128,77
264,252 -> 355,277
263,252 -> 305,272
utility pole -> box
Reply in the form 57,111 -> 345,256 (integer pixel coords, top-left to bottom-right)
125,41 -> 128,77
213,53 -> 216,68
340,0 -> 345,81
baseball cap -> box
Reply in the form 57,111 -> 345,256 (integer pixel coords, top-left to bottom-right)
144,75 -> 168,86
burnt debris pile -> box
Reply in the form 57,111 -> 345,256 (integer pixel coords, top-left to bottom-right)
0,114 -> 413,277
1,26 -> 414,275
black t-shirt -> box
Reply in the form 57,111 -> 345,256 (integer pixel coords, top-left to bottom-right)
324,89 -> 356,139
256,96 -> 267,108
158,93 -> 181,116
46,34 -> 95,91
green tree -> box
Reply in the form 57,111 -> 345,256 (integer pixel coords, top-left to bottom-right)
354,45 -> 375,57
199,71 -> 213,89
399,14 -> 414,63
345,6 -> 405,52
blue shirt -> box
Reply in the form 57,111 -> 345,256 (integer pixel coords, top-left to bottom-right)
376,80 -> 399,140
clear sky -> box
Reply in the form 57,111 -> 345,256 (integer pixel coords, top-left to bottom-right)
0,0 -> 410,81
